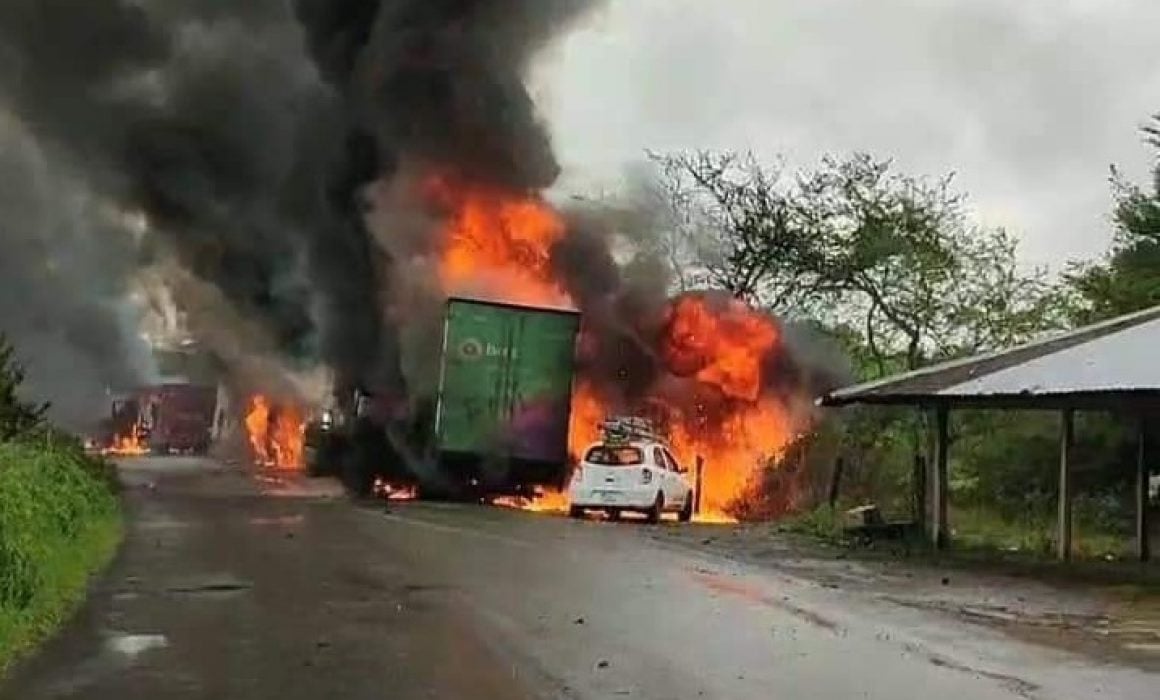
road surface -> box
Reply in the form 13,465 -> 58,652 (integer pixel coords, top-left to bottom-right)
2,457 -> 1155,699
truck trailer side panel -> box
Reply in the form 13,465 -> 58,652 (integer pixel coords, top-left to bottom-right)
435,298 -> 580,470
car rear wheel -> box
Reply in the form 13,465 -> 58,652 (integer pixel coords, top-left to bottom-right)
568,505 -> 584,519
678,492 -> 694,523
646,492 -> 664,524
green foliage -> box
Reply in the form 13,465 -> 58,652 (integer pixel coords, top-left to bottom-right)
647,151 -> 822,308
651,151 -> 1062,372
0,442 -> 121,676
0,335 -> 48,441
0,335 -> 122,675
951,501 -> 1130,561
649,119 -> 1160,559
1066,115 -> 1160,323
776,504 -> 847,542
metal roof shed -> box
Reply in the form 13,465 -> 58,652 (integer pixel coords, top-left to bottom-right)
820,305 -> 1160,562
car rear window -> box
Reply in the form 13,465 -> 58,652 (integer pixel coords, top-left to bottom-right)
584,446 -> 644,466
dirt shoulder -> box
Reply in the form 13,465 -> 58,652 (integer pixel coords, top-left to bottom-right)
651,521 -> 1160,671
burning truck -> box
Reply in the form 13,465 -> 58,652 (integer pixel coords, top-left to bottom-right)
102,383 -> 217,456
308,297 -> 582,500
82,1 -> 841,518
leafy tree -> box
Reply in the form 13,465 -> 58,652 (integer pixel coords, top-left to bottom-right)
649,151 -> 1060,372
1066,114 -> 1160,322
794,154 -> 1062,374
647,151 -> 824,312
649,150 -> 1067,523
0,335 -> 47,441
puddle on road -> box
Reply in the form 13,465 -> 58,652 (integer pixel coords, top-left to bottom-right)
167,582 -> 251,597
137,518 -> 196,531
106,634 -> 168,659
249,514 -> 305,527
165,574 -> 253,599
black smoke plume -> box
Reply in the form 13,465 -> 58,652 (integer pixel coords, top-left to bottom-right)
0,0 -> 842,460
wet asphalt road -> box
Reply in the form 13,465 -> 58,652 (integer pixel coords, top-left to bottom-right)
3,457 -> 1157,699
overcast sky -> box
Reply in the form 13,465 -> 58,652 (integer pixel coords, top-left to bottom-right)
533,0 -> 1160,269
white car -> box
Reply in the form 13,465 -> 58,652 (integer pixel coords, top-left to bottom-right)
568,439 -> 695,523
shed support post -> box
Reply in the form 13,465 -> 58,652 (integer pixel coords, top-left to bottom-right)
1057,409 -> 1074,562
913,452 -> 927,527
931,405 -> 949,549
1136,416 -> 1151,563
828,457 -> 845,509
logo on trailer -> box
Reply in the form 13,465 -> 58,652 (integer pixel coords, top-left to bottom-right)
458,338 -> 484,360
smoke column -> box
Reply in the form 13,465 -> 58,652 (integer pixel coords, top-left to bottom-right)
0,0 -> 842,483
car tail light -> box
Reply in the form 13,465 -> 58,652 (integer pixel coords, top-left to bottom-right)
641,469 -> 653,485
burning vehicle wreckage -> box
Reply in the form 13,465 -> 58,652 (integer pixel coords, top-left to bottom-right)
100,383 -> 218,458
302,283 -> 842,520
7,1 -> 843,518
238,2 -> 844,518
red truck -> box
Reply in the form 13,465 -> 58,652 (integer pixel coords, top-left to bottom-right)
141,383 -> 218,454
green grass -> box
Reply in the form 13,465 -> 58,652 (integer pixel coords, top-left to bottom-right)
950,504 -> 1131,560
0,441 -> 122,677
779,500 -> 1133,560
776,504 -> 848,541
772,502 -> 1158,592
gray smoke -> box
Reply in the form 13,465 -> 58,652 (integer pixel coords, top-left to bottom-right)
0,116 -> 152,430
297,0 -> 606,398
0,2 -> 362,417
0,0 -> 837,447
296,0 -> 599,189
0,0 -> 607,425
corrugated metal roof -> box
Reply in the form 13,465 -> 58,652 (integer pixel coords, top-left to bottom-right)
822,305 -> 1160,407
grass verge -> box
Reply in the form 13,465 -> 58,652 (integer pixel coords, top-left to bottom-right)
0,441 -> 122,677
775,503 -> 1159,591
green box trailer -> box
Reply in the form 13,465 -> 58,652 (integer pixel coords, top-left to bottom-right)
433,297 -> 581,488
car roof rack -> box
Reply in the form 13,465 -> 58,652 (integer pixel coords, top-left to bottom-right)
600,416 -> 665,444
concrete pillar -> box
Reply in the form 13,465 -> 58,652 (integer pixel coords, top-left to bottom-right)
1057,409 -> 1074,562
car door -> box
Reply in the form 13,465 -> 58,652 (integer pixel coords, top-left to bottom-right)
651,446 -> 680,506
662,449 -> 691,505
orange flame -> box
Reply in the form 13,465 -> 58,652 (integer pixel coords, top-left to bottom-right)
374,478 -> 418,501
425,172 -> 798,520
567,296 -> 795,522
493,489 -> 570,514
426,174 -> 572,308
659,295 -> 793,517
662,295 -> 780,402
245,395 -> 305,471
245,395 -> 271,463
103,424 -> 149,457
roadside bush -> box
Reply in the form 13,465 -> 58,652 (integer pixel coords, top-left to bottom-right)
0,336 -> 46,442
0,441 -> 121,676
